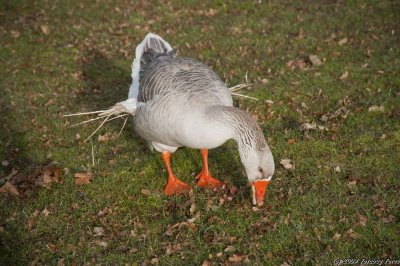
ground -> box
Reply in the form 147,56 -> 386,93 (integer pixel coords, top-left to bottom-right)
0,1 -> 399,265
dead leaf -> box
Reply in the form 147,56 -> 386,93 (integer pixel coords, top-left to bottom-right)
339,71 -> 349,80
334,166 -> 341,173
41,208 -> 50,216
287,138 -> 296,144
0,181 -> 19,196
150,258 -> 159,265
332,232 -> 341,240
98,133 -> 110,142
93,227 -> 105,237
37,166 -> 63,189
141,188 -> 152,196
286,58 -> 306,69
338,37 -> 348,46
96,241 -> 108,247
224,246 -> 235,253
309,55 -> 322,66
345,228 -> 359,239
229,185 -> 238,195
74,172 -> 93,185
164,220 -> 197,236
300,122 -> 317,131
10,31 -> 20,38
27,210 -> 41,230
320,106 -> 349,122
205,8 -> 217,17
40,25 -> 50,35
359,215 -> 367,226
280,159 -> 294,169
57,259 -> 65,266
201,261 -> 211,266
347,180 -> 357,188
47,243 -> 57,253
284,213 -> 291,225
97,207 -> 112,217
229,254 -> 244,263
368,105 -> 384,112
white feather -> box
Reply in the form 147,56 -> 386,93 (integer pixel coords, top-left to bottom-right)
128,33 -> 173,99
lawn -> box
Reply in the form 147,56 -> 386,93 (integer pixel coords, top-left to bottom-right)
0,0 -> 399,265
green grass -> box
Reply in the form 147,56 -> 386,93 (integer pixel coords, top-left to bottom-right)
1,0 -> 399,265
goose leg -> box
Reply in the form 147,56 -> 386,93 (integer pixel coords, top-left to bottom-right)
196,149 -> 224,188
162,151 -> 192,195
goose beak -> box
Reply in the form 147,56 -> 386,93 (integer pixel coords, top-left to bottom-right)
252,180 -> 270,206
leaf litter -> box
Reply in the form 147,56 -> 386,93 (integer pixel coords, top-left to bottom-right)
0,163 -> 62,197
74,172 -> 93,185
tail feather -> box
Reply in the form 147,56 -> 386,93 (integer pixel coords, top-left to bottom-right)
128,33 -> 173,99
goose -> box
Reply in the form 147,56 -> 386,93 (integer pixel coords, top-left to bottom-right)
75,33 -> 275,206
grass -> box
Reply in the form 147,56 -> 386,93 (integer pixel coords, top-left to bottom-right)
0,0 -> 399,265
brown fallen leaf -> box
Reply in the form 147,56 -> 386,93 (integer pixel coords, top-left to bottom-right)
280,159 -> 294,169
10,30 -> 21,38
359,215 -> 367,226
345,228 -> 359,239
27,209 -> 41,230
150,258 -> 159,265
334,166 -> 341,173
41,208 -> 51,216
339,71 -> 349,80
98,133 -> 110,142
74,172 -> 93,185
164,219 -> 197,236
93,227 -> 105,237
141,188 -> 152,196
40,25 -> 50,35
228,254 -> 244,263
95,240 -> 108,247
286,58 -> 306,69
347,180 -> 357,188
36,166 -> 63,189
332,232 -> 341,240
0,181 -> 19,196
47,243 -> 57,253
309,55 -> 322,66
57,258 -> 65,266
224,246 -> 235,253
300,122 -> 317,131
368,105 -> 384,112
338,37 -> 348,46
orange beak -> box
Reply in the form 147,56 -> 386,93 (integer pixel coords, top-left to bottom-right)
252,180 -> 270,206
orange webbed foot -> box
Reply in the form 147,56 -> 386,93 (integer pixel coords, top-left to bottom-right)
196,172 -> 224,188
164,176 -> 192,196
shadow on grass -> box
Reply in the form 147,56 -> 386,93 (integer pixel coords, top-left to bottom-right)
0,87 -> 42,265
78,50 -> 130,110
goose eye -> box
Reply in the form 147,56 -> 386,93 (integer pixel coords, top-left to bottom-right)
258,167 -> 264,174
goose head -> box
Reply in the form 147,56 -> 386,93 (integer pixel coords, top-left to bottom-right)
240,146 -> 275,206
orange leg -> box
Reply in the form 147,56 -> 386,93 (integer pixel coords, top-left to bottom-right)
196,149 -> 224,188
162,151 -> 192,195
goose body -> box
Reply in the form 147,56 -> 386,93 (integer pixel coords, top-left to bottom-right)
126,33 -> 275,205
134,56 -> 234,152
